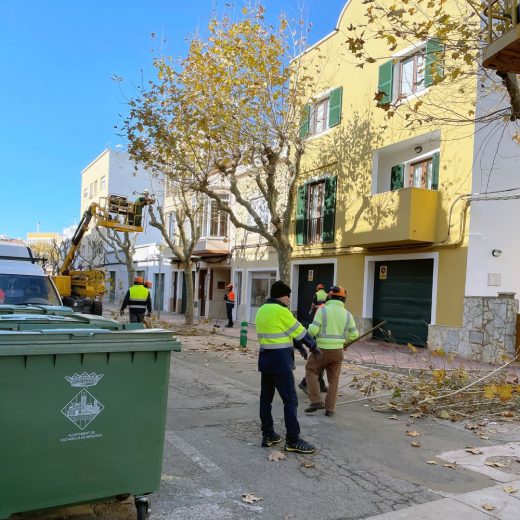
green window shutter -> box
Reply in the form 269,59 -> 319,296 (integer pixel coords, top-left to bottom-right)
299,104 -> 310,139
377,61 -> 393,105
322,176 -> 337,243
424,38 -> 444,87
431,152 -> 440,190
390,164 -> 404,191
328,87 -> 343,128
295,184 -> 308,245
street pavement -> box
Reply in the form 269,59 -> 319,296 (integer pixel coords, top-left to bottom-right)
10,312 -> 520,520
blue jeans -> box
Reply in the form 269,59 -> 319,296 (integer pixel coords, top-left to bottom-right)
260,371 -> 300,443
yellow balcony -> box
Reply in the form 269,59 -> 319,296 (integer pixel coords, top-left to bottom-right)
345,187 -> 440,248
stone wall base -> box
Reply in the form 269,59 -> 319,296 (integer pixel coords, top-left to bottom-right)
428,295 -> 518,364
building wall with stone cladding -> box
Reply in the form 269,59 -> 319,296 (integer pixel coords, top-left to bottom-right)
428,295 -> 518,364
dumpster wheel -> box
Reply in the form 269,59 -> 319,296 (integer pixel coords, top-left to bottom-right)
135,496 -> 151,520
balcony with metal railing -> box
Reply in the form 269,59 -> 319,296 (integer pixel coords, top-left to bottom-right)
483,0 -> 520,73
304,217 -> 324,244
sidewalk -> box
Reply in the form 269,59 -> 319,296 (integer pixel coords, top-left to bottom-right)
110,306 -> 520,375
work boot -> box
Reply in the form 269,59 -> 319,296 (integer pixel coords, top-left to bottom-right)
261,432 -> 282,447
284,437 -> 316,454
225,323 -> 233,328
298,379 -> 308,394
325,410 -> 335,417
319,378 -> 328,393
304,403 -> 325,413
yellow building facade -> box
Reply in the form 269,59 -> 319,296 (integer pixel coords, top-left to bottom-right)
291,0 -> 477,347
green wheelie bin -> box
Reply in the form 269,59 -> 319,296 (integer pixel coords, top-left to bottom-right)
0,309 -> 181,520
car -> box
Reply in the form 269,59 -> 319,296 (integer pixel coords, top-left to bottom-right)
0,242 -> 62,306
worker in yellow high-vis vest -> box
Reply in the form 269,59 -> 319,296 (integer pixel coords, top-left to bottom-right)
304,285 -> 358,417
255,280 -> 318,455
120,276 -> 152,323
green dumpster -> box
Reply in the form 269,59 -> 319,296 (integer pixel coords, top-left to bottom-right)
0,311 -> 181,520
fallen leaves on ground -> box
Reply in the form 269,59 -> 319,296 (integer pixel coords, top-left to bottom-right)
465,447 -> 483,455
435,409 -> 450,420
268,450 -> 287,462
406,430 -> 421,437
443,463 -> 456,469
426,460 -> 437,465
410,441 -> 421,448
503,486 -> 518,494
301,461 -> 316,469
242,494 -> 263,504
481,503 -> 495,511
485,461 -> 506,468
388,415 -> 398,420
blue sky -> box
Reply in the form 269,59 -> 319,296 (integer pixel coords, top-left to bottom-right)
0,0 -> 347,239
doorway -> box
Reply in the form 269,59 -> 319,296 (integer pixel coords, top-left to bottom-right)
297,264 -> 334,327
198,269 -> 207,317
249,271 -> 277,322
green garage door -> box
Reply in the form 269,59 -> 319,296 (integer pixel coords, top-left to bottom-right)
373,259 -> 433,347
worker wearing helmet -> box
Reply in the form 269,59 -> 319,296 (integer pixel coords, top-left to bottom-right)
120,276 -> 152,323
299,282 -> 329,395
224,283 -> 235,328
309,283 -> 328,319
304,285 -> 358,417
130,190 -> 154,227
144,280 -> 152,289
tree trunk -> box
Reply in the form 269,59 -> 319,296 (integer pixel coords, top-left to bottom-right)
184,259 -> 195,325
276,243 -> 292,283
497,71 -> 520,120
126,260 -> 135,290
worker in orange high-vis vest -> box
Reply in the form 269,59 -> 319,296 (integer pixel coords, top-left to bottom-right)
224,283 -> 235,328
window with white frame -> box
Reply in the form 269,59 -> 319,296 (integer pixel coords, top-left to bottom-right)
167,212 -> 177,245
89,183 -> 93,199
390,151 -> 440,191
202,195 -> 229,237
394,50 -> 425,99
409,157 -> 433,189
100,176 -> 106,191
248,196 -> 270,226
377,39 -> 444,106
307,181 -> 325,244
300,87 -> 343,139
83,187 -> 88,199
310,97 -> 330,135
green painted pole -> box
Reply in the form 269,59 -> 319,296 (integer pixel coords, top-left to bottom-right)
240,321 -> 248,348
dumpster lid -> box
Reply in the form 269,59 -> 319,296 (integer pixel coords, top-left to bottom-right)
0,308 -> 123,329
0,304 -> 74,315
0,327 -> 181,355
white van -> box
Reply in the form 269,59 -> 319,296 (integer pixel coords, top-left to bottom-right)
0,242 -> 62,306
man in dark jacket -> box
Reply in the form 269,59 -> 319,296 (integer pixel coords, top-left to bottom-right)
255,280 -> 318,454
120,276 -> 152,323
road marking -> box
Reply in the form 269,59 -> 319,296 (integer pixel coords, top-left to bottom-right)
161,431 -> 264,516
165,431 -> 227,479
174,356 -> 259,393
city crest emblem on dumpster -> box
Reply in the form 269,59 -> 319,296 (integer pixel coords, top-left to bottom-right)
61,372 -> 104,430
